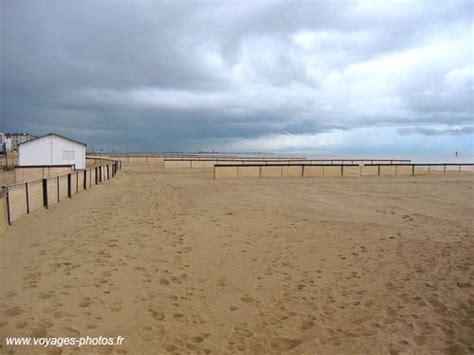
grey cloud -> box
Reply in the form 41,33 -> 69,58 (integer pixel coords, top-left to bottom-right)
1,0 -> 473,152
397,126 -> 474,136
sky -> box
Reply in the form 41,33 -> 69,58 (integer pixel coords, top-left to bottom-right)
1,0 -> 473,155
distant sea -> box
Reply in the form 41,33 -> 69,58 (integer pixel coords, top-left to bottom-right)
306,154 -> 474,164
94,151 -> 473,163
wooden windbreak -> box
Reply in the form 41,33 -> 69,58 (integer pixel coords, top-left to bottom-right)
0,161 -> 122,231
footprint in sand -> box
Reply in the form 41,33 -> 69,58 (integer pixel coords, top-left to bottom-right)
108,299 -> 123,312
300,320 -> 315,330
5,306 -> 23,317
270,337 -> 303,351
78,297 -> 91,308
5,291 -> 18,298
41,320 -> 55,329
149,309 -> 164,321
38,292 -> 53,300
163,344 -> 177,352
30,326 -> 48,338
62,327 -> 81,337
191,336 -> 204,343
16,320 -> 28,329
240,296 -> 254,303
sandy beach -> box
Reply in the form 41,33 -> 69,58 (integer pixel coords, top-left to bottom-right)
0,164 -> 473,354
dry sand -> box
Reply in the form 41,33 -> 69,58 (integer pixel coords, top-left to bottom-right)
1,164 -> 473,354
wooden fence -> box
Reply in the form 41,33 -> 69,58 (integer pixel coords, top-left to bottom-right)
164,158 -> 410,169
0,160 -> 121,231
214,163 -> 474,179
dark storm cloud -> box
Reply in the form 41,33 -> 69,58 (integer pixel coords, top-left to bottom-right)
1,0 -> 472,152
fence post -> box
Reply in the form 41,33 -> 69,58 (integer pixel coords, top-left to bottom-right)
76,172 -> 79,192
301,165 -> 305,178
412,165 -> 415,176
67,173 -> 72,198
57,176 -> 60,202
84,170 -> 87,190
25,182 -> 30,214
95,167 -> 98,184
341,165 -> 344,177
5,188 -> 11,225
42,178 -> 48,209
443,164 -> 446,175
378,165 -> 381,176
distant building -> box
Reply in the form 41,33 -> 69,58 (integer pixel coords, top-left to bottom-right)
1,132 -> 36,152
18,133 -> 86,170
0,133 -> 12,153
9,132 -> 36,151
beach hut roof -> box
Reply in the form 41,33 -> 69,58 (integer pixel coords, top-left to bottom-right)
18,133 -> 87,147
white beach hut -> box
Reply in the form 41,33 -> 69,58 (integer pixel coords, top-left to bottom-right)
18,133 -> 86,170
